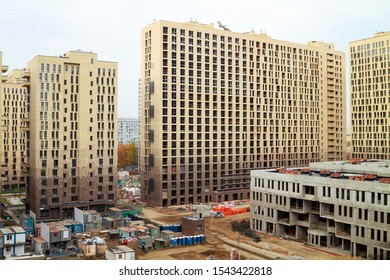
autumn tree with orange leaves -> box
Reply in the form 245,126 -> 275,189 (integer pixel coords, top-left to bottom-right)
118,144 -> 128,169
118,142 -> 138,169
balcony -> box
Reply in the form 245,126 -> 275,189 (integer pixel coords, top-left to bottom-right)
277,218 -> 291,226
290,205 -> 305,213
22,71 -> 31,79
2,65 -> 9,73
21,80 -> 31,88
336,230 -> 351,239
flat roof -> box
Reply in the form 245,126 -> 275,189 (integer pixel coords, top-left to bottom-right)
254,160 -> 390,184
33,237 -> 48,244
116,245 -> 134,253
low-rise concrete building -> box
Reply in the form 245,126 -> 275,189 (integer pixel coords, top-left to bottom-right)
250,160 -> 390,260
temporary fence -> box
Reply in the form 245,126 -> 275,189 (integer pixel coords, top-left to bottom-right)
211,206 -> 248,216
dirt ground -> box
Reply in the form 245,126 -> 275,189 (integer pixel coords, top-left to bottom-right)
118,204 -> 359,260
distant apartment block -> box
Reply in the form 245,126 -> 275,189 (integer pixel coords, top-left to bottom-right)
140,20 -> 346,207
118,118 -> 140,146
350,32 -> 390,160
0,50 -> 118,220
250,160 -> 390,260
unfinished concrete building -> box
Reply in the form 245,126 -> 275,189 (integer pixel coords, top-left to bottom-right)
250,160 -> 390,260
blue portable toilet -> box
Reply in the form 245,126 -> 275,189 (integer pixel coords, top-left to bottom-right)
172,224 -> 179,232
187,236 -> 192,246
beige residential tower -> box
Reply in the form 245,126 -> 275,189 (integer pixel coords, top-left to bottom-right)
140,20 -> 346,207
350,31 -> 390,160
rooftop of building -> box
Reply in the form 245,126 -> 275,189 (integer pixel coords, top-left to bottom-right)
0,226 -> 25,234
108,245 -> 134,254
256,159 -> 390,184
146,19 -> 337,51
350,31 -> 390,43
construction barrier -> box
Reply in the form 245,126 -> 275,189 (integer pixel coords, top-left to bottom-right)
211,206 -> 248,216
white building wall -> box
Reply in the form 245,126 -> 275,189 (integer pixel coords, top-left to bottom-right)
40,222 -> 50,243
14,245 -> 25,256
15,232 -> 26,245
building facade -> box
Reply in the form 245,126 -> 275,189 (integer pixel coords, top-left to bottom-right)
0,69 -> 30,193
140,20 -> 346,207
21,51 -> 118,219
350,32 -> 390,160
250,160 -> 390,260
118,118 -> 140,146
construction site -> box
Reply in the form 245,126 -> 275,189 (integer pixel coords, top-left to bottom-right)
1,178 -> 362,261
98,200 -> 359,260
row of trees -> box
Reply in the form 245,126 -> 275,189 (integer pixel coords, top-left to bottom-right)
118,142 -> 138,169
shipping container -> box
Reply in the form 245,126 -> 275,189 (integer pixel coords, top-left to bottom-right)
137,236 -> 153,249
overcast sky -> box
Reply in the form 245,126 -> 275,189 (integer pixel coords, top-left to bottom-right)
1,0 -> 389,120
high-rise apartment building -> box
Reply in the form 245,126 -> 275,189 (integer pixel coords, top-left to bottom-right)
350,32 -> 390,160
21,50 -> 118,219
118,118 -> 140,146
140,20 -> 346,207
0,69 -> 30,193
